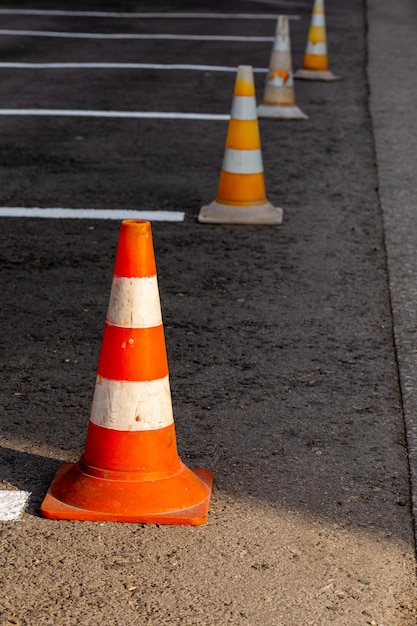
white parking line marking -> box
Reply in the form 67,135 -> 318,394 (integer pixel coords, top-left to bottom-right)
0,62 -> 269,73
0,209 -> 185,221
0,9 -> 300,20
0,491 -> 31,521
0,109 -> 230,120
242,0 -> 307,6
0,29 -> 274,42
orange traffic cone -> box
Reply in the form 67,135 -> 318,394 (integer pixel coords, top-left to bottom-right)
257,16 -> 307,120
198,65 -> 283,224
294,0 -> 340,81
40,220 -> 213,525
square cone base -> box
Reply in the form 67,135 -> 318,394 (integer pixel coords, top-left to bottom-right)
294,68 -> 340,81
257,103 -> 308,120
40,463 -> 213,525
198,200 -> 283,225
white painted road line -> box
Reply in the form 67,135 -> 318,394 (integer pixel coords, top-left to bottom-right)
0,9 -> 300,20
0,491 -> 31,521
0,29 -> 274,42
0,209 -> 185,221
242,0 -> 307,6
0,62 -> 269,73
0,109 -> 230,121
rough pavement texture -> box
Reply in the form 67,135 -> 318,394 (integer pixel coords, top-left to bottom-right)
368,0 -> 417,554
0,0 -> 416,624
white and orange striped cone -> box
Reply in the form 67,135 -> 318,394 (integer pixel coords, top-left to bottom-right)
198,65 -> 283,225
294,0 -> 340,81
40,220 -> 213,525
257,16 -> 308,120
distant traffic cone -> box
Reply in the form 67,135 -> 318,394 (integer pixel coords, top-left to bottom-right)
198,65 -> 283,224
40,220 -> 213,525
294,0 -> 340,81
258,16 -> 307,120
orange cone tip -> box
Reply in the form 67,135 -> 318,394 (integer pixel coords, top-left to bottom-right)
198,65 -> 283,224
294,0 -> 340,81
40,220 -> 213,524
258,16 -> 308,120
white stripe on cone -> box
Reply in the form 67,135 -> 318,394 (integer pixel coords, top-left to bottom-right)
266,70 -> 294,87
306,41 -> 327,55
273,34 -> 290,52
230,96 -> 257,121
107,276 -> 162,329
90,376 -> 174,431
222,148 -> 263,174
311,13 -> 325,26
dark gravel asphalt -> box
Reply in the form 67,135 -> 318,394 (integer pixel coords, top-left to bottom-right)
0,0 -> 416,624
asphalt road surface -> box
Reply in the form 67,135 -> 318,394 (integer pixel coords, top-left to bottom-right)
1,0 -> 416,624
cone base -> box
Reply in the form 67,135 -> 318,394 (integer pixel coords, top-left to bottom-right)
294,68 -> 340,81
40,462 -> 213,525
257,103 -> 308,120
198,200 -> 283,225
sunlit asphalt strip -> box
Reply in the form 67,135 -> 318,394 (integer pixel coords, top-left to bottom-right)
0,29 -> 274,41
0,62 -> 269,72
0,10 -> 301,19
0,209 -> 185,221
0,491 -> 31,521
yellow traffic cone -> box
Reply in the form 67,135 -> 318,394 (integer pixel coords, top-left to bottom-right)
295,0 -> 340,81
258,16 -> 307,120
198,65 -> 283,225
